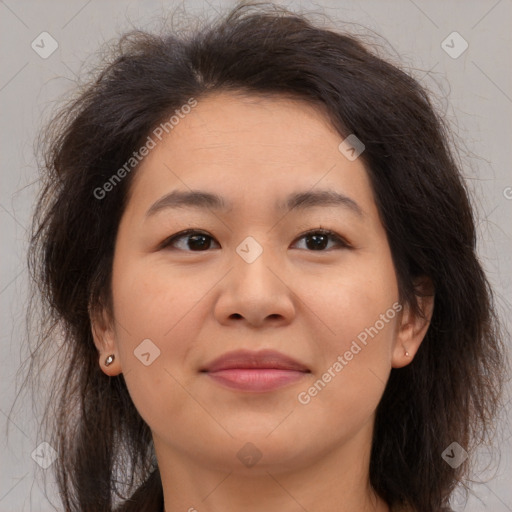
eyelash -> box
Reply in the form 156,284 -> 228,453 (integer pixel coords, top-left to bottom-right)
159,227 -> 351,252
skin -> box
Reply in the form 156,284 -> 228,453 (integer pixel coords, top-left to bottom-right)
91,91 -> 433,512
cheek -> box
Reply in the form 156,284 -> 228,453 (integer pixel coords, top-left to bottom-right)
111,256 -> 209,343
305,252 -> 399,353
296,279 -> 399,435
297,359 -> 389,443
296,252 -> 399,419
109,259 -> 206,425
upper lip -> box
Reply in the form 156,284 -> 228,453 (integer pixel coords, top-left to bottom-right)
200,349 -> 310,373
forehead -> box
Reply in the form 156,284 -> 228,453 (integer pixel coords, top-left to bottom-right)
125,91 -> 377,219
159,91 -> 340,164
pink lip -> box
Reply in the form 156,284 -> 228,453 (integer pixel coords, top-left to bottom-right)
200,349 -> 310,392
206,368 -> 307,392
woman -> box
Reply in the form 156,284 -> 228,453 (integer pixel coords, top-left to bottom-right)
27,3 -> 507,511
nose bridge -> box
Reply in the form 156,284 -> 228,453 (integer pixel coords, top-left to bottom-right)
213,233 -> 294,326
233,234 -> 278,294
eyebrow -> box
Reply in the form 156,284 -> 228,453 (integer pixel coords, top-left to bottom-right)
145,188 -> 364,218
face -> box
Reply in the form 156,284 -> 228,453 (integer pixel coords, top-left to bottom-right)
94,91 -> 424,475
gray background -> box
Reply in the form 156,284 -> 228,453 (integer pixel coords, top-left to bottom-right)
1,0 -> 511,510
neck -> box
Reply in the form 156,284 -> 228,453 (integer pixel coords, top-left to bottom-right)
155,422 -> 390,512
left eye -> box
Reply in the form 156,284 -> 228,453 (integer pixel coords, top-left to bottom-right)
160,230 -> 220,251
291,229 -> 350,251
160,228 -> 349,252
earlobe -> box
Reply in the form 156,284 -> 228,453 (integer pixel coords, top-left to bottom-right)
392,278 -> 435,368
98,352 -> 121,376
89,303 -> 122,376
101,353 -> 120,376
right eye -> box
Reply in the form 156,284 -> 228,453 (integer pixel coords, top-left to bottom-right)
159,229 -> 221,252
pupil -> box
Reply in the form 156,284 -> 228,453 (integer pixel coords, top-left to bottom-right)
189,234 -> 209,250
307,234 -> 327,250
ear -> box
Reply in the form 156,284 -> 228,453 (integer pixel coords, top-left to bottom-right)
392,276 -> 435,368
89,301 -> 122,376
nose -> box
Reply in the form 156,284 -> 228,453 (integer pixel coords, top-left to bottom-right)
213,244 -> 296,328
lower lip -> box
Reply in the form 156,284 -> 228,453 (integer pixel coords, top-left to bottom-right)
205,369 -> 307,392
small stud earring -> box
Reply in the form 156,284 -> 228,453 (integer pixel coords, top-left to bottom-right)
405,350 -> 410,357
105,354 -> 115,366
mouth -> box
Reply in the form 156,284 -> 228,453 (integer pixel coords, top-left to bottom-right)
200,349 -> 311,392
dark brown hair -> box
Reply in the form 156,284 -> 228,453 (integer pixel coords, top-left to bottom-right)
25,2 -> 507,511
